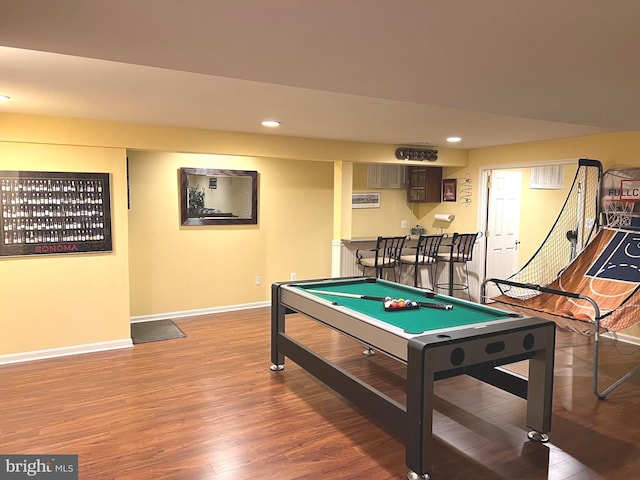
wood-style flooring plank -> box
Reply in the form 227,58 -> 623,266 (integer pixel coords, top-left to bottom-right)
1,308 -> 639,479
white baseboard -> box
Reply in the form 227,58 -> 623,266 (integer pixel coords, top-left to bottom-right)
0,339 -> 133,366
602,331 -> 640,346
130,300 -> 271,323
0,301 -> 270,366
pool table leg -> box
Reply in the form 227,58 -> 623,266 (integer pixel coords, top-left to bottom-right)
270,283 -> 286,370
405,339 -> 435,479
525,328 -> 555,440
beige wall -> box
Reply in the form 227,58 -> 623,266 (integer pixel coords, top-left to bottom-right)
390,132 -> 640,237
127,151 -> 334,316
351,163 -> 417,238
0,113 -> 468,167
349,163 -> 580,265
1,111 -> 639,359
0,141 -> 130,355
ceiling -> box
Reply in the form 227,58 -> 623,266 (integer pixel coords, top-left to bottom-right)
1,0 -> 638,149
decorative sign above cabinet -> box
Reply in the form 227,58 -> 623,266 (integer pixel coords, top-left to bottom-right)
395,147 -> 438,162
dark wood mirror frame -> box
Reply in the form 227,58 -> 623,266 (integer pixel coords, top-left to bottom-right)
179,167 -> 258,225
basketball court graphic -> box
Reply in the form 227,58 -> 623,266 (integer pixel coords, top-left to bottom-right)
554,228 -> 640,316
498,227 -> 640,332
586,230 -> 640,284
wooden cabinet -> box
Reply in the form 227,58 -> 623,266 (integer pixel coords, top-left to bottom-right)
407,166 -> 442,202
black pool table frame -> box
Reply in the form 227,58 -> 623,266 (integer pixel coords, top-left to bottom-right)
270,278 -> 555,479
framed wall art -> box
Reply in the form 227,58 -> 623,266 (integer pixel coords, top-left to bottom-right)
352,192 -> 380,209
442,179 -> 457,202
179,168 -> 258,225
0,170 -> 112,257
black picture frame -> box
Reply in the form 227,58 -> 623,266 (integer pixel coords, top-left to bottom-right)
179,168 -> 258,225
442,178 -> 457,202
0,171 -> 112,257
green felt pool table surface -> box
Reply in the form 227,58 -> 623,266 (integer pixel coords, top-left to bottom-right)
294,278 -> 517,334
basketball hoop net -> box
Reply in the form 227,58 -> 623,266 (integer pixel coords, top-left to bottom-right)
603,199 -> 635,228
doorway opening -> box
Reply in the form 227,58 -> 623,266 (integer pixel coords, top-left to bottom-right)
473,159 -> 581,302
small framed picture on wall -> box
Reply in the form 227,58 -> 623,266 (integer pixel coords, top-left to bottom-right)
442,179 -> 457,202
352,192 -> 381,209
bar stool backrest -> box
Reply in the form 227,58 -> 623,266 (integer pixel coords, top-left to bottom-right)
417,234 -> 444,264
356,235 -> 407,281
376,235 -> 407,266
450,232 -> 479,263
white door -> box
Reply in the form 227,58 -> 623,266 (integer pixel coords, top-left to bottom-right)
485,170 -> 522,298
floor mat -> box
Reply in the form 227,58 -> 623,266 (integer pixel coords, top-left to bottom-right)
131,319 -> 186,344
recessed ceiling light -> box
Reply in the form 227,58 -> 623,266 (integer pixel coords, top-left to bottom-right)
0,95 -> 10,102
261,120 -> 280,128
446,136 -> 462,143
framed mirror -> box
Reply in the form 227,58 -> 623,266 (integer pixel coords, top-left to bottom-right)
179,168 -> 258,225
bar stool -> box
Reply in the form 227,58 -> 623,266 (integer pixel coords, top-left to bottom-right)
435,232 -> 479,299
398,234 -> 443,289
356,236 -> 406,281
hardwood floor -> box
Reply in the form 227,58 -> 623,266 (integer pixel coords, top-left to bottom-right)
1,307 -> 639,479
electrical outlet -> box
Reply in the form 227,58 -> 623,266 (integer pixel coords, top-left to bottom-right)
401,220 -> 408,228
290,272 -> 296,281
255,275 -> 261,285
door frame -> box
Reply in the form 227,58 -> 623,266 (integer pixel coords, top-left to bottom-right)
484,169 -> 522,298
475,158 -> 579,301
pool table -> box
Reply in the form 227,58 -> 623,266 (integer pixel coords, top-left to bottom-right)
270,277 -> 555,480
